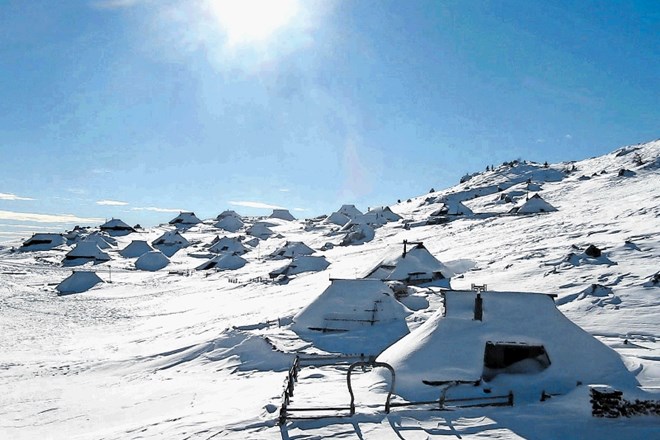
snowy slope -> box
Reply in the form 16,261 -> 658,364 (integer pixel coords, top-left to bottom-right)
0,140 -> 659,439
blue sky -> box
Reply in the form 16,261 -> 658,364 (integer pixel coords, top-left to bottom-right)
1,0 -> 658,241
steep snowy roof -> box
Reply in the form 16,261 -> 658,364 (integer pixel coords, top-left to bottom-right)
56,271 -> 103,294
216,210 -> 242,220
119,240 -> 153,258
169,211 -> 201,225
431,199 -> 474,216
269,241 -> 314,259
269,209 -> 296,221
209,236 -> 248,255
269,255 -> 330,278
366,206 -> 402,222
64,241 -> 111,261
214,216 -> 244,232
364,242 -> 451,282
83,233 -> 114,249
247,223 -> 274,239
291,279 -> 410,353
325,211 -> 350,226
196,254 -> 247,271
514,194 -> 558,214
338,204 -> 363,219
20,233 -> 66,251
135,250 -> 170,271
152,230 -> 190,247
378,290 -> 637,401
99,218 -> 134,231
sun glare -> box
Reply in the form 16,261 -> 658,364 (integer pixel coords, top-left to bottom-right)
207,0 -> 300,47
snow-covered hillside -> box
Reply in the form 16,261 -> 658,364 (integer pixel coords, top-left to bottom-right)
1,140 -> 659,439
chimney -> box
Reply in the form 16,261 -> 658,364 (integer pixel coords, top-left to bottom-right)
474,293 -> 483,321
402,239 -> 408,258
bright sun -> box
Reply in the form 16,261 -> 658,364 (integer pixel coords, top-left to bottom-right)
207,0 -> 300,47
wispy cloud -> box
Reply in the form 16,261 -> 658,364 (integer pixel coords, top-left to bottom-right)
0,192 -> 35,201
565,134 -> 573,140
293,207 -> 308,212
91,0 -> 141,9
0,223 -> 64,231
229,201 -> 285,210
0,210 -> 103,224
97,199 -> 129,206
131,206 -> 185,213
279,188 -> 290,192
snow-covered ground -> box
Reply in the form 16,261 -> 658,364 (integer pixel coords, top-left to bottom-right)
1,140 -> 659,439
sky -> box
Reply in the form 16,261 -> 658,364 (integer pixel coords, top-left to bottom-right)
0,0 -> 658,242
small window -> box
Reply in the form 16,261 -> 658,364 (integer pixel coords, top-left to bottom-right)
482,342 -> 551,381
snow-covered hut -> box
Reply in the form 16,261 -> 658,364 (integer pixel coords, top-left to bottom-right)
291,279 -> 410,353
19,233 -> 66,251
119,240 -> 153,258
270,209 -> 296,221
152,230 -> 189,257
214,215 -> 244,232
378,290 -> 637,402
135,250 -> 170,271
269,241 -> 314,259
216,210 -> 241,220
169,211 -> 201,226
209,236 -> 248,255
325,211 -> 351,226
99,218 -> 135,235
365,206 -> 402,222
510,194 -> 558,214
56,271 -> 103,295
83,232 -> 115,249
196,254 -> 247,271
247,222 -> 274,239
340,222 -> 375,246
269,255 -> 329,278
338,204 -> 363,220
64,241 -> 111,265
430,199 -> 474,216
364,241 -> 450,285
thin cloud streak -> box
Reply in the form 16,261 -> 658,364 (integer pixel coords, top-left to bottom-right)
0,210 -> 103,224
97,199 -> 129,206
229,201 -> 285,210
131,206 -> 186,213
0,192 -> 35,201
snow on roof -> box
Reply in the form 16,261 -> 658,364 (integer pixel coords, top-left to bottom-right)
247,223 -> 274,239
216,210 -> 242,220
269,255 -> 329,278
19,233 -> 66,251
56,271 -> 103,294
378,290 -> 637,402
338,204 -> 363,219
214,215 -> 244,232
209,236 -> 248,255
291,279 -> 410,353
119,240 -> 153,258
64,241 -> 111,262
152,230 -> 190,247
325,211 -> 350,226
514,194 -> 558,214
269,209 -> 296,221
196,254 -> 247,271
364,242 -> 451,282
269,241 -> 314,259
340,222 -> 375,246
135,251 -> 170,271
82,234 -> 113,249
169,211 -> 201,225
366,206 -> 402,222
99,218 -> 134,231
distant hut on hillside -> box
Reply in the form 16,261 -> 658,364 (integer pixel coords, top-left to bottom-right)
270,209 -> 296,221
119,240 -> 153,258
169,211 -> 201,226
364,241 -> 450,286
214,215 -> 244,232
247,223 -> 274,239
99,218 -> 135,235
269,241 -> 314,260
196,254 -> 247,271
63,241 -> 111,265
135,250 -> 170,271
56,271 -> 104,295
209,236 -> 248,255
19,233 -> 66,252
337,204 -> 363,219
152,230 -> 190,257
510,194 -> 558,214
269,255 -> 330,278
